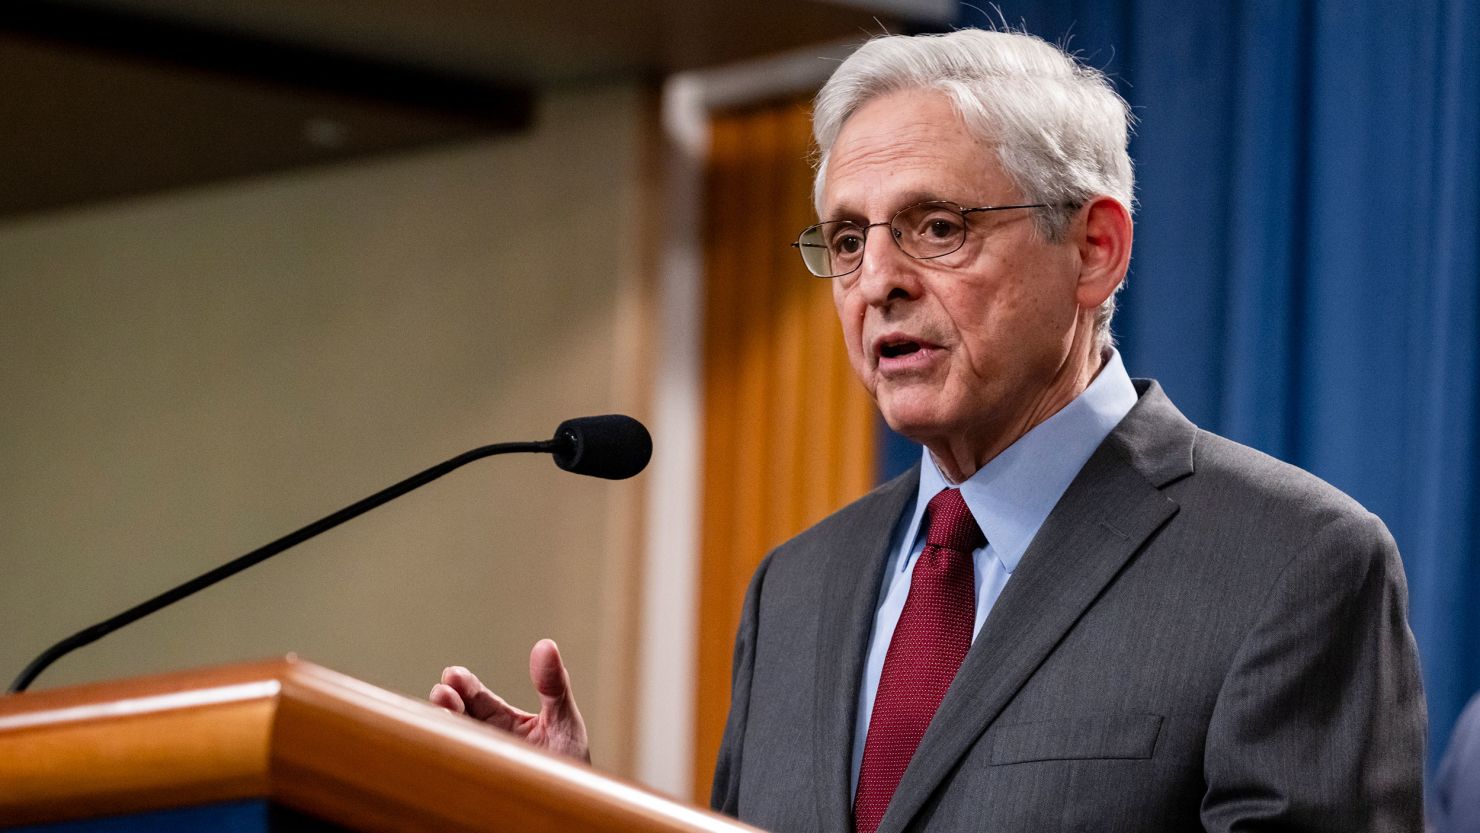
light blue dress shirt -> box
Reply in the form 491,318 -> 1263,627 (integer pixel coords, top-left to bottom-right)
849,349 -> 1140,795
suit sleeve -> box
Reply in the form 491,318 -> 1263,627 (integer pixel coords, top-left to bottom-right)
710,551 -> 773,816
1201,510 -> 1426,832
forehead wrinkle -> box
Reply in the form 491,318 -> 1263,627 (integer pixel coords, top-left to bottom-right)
824,154 -> 965,221
822,97 -> 1003,220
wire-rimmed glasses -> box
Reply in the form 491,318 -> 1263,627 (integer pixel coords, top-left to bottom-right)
791,200 -> 1049,279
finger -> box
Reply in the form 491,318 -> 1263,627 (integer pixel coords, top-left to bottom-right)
440,664 -> 479,688
528,640 -> 590,762
529,639 -> 577,721
429,683 -> 466,715
439,665 -> 484,708
441,665 -> 533,730
441,665 -> 499,706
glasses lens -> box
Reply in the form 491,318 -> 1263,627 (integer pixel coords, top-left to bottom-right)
797,221 -> 864,278
893,202 -> 967,260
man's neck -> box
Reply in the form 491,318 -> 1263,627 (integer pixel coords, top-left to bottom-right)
926,345 -> 1108,484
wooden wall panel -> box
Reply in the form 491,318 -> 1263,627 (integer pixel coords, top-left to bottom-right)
692,99 -> 877,802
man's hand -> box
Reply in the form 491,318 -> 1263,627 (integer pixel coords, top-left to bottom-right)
429,638 -> 590,763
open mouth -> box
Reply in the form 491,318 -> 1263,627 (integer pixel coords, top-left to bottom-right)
878,339 -> 923,359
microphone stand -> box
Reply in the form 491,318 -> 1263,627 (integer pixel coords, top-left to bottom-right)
8,438 -> 558,694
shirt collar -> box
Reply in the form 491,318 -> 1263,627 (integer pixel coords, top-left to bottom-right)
902,348 -> 1139,574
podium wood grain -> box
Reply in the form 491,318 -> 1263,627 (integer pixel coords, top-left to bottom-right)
0,658 -> 760,833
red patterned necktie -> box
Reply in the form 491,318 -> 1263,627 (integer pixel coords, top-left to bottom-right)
853,487 -> 983,833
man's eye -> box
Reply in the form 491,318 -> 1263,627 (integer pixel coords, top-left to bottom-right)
914,212 -> 965,237
832,233 -> 864,254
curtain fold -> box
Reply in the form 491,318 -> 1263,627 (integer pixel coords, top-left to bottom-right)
694,99 -> 879,801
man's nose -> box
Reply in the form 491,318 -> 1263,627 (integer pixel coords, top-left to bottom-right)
851,223 -> 920,303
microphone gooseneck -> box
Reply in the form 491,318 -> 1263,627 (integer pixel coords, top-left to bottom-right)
7,415 -> 651,694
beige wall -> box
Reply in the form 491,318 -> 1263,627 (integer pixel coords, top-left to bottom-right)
0,83 -> 656,773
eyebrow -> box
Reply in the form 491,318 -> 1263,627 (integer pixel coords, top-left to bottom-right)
821,190 -> 958,223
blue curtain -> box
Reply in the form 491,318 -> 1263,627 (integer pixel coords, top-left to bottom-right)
880,0 -> 1480,769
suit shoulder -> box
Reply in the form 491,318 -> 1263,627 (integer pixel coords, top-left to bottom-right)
1185,429 -> 1390,545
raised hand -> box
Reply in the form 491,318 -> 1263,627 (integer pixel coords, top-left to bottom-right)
429,638 -> 590,763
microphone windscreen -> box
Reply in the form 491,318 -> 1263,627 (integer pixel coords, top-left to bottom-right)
551,415 -> 652,480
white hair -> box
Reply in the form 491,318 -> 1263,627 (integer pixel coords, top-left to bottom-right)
812,28 -> 1135,343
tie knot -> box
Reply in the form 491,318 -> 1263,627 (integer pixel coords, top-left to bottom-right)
924,488 -> 985,552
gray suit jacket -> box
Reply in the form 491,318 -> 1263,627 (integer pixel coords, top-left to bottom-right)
712,381 -> 1425,832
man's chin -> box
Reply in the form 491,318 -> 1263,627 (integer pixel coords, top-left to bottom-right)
877,402 -> 946,445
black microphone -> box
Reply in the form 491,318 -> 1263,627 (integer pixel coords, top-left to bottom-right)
551,414 -> 652,479
7,415 -> 651,694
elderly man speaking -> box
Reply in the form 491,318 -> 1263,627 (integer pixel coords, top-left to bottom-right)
433,28 -> 1426,832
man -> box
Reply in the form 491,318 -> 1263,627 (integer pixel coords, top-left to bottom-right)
433,28 -> 1426,832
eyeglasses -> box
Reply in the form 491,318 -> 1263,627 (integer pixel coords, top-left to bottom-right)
791,200 -> 1049,279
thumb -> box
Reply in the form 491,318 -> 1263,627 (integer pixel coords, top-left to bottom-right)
529,638 -> 577,720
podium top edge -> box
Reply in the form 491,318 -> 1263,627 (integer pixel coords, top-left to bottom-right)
0,656 -> 310,717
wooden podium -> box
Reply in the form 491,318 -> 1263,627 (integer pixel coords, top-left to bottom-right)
0,658 -> 759,833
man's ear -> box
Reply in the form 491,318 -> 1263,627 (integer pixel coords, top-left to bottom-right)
1074,196 -> 1133,311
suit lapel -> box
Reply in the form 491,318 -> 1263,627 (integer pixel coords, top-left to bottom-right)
813,467 -> 920,833
876,382 -> 1196,833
